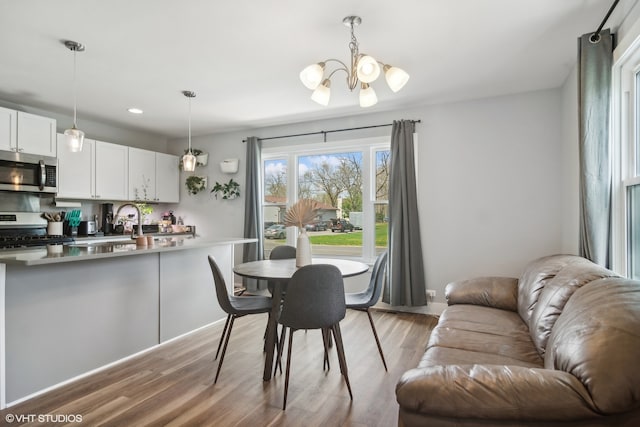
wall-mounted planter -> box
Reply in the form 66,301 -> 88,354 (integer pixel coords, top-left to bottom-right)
197,153 -> 209,166
185,175 -> 207,195
220,158 -> 239,174
211,178 -> 240,200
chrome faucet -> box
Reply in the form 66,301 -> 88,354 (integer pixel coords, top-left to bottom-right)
114,203 -> 144,238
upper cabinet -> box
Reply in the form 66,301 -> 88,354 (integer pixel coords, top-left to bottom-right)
129,147 -> 179,203
57,135 -> 95,199
0,107 -> 56,157
57,135 -> 129,201
95,141 -> 129,201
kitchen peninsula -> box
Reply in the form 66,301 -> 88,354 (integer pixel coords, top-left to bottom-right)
0,236 -> 256,408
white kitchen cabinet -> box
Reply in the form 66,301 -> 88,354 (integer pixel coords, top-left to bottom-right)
155,152 -> 179,203
16,112 -> 57,157
57,136 -> 128,200
57,134 -> 94,199
0,107 -> 17,152
95,141 -> 129,200
128,147 -> 156,201
128,147 -> 179,203
0,108 -> 56,157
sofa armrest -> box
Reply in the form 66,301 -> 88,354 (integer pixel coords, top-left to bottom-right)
445,276 -> 518,310
396,365 -> 598,421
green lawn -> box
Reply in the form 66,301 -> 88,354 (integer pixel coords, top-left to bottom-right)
299,222 -> 388,247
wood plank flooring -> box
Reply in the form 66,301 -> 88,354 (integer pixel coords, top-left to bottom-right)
1,310 -> 437,427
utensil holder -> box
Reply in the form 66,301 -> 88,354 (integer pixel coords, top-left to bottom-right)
47,222 -> 63,236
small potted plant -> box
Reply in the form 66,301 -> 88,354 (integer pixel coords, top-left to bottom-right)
211,178 -> 240,199
185,175 -> 207,195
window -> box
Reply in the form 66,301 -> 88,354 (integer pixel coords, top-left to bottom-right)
613,36 -> 640,277
262,137 -> 389,262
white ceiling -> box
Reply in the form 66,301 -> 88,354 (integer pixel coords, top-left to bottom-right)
0,0 -> 630,139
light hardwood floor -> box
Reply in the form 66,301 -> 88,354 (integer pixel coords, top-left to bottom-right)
1,310 -> 437,427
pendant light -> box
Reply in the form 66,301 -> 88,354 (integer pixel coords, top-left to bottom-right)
63,40 -> 85,152
182,91 -> 197,172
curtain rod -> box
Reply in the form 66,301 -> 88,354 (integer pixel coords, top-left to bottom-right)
242,120 -> 421,143
591,0 -> 620,42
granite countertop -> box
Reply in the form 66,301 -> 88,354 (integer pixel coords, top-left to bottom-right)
0,236 -> 256,266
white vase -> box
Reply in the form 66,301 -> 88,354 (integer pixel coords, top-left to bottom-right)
296,228 -> 312,267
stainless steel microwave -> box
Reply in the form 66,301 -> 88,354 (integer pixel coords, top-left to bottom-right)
0,151 -> 57,193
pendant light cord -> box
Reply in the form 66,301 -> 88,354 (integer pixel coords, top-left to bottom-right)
72,47 -> 78,128
188,95 -> 192,153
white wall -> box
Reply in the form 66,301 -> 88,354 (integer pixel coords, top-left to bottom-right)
560,65 -> 580,254
170,88 -> 566,306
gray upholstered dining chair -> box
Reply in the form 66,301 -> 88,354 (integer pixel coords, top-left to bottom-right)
276,264 -> 352,410
345,251 -> 388,370
267,245 -> 296,295
208,256 -> 272,384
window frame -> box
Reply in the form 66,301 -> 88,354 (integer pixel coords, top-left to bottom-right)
613,31 -> 640,276
262,136 -> 390,263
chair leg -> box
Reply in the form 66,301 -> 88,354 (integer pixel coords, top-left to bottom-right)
215,314 -> 231,360
321,328 -> 331,371
365,309 -> 388,371
214,315 -> 236,384
283,328 -> 294,410
274,324 -> 287,377
332,323 -> 353,400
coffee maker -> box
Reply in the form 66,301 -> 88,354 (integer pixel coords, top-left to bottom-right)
101,203 -> 114,235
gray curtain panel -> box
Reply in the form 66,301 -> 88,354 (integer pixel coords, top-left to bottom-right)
578,29 -> 613,268
243,136 -> 266,291
383,120 -> 427,306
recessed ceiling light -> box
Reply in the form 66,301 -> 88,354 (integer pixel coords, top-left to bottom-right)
127,107 -> 143,114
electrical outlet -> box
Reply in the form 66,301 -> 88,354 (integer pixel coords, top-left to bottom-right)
426,290 -> 436,301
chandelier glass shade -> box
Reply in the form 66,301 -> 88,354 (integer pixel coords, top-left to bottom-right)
63,40 -> 85,152
182,91 -> 197,173
299,16 -> 409,108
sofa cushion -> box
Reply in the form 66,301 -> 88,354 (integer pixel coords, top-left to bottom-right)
517,254 -> 585,324
425,305 -> 543,367
529,260 -> 617,355
544,278 -> 640,415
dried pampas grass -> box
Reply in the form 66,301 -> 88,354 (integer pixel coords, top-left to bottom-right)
284,199 -> 320,229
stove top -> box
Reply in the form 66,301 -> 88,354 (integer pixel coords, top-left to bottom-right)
0,211 -> 74,250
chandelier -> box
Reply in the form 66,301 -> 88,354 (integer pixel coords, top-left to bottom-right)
299,16 -> 409,108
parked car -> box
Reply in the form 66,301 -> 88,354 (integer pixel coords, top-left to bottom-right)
330,219 -> 354,233
305,221 -> 327,231
265,224 -> 286,239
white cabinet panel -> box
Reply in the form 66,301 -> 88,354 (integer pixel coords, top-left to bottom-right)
128,147 -> 156,201
155,152 -> 179,203
0,108 -> 55,156
128,148 -> 179,203
0,106 -> 17,152
16,112 -> 57,157
95,141 -> 128,200
57,135 -> 94,199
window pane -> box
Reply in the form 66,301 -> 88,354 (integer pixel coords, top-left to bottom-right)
636,71 -> 640,176
299,151 -> 362,257
263,158 -> 287,258
374,203 -> 389,255
375,150 -> 390,201
628,184 -> 640,279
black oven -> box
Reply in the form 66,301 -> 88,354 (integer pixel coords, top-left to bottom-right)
0,151 -> 57,193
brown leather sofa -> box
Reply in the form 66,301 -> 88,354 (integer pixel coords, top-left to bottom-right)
396,254 -> 640,426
